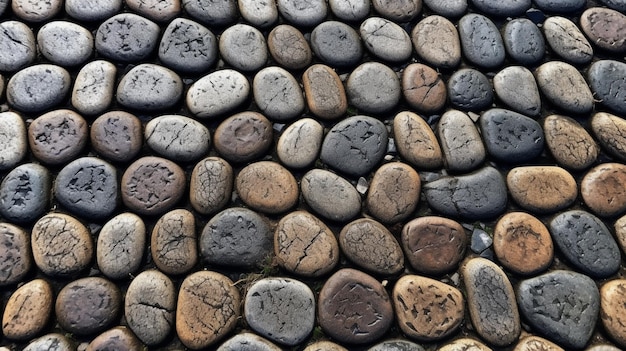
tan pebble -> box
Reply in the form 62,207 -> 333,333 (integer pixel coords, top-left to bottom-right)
544,115 -> 598,170
86,327 -> 142,351
236,161 -> 298,214
393,111 -> 443,169
303,340 -> 348,351
513,335 -> 564,351
507,166 -> 577,213
151,209 -> 197,275
613,215 -> 626,255
302,64 -> 347,120
591,112 -> 626,162
411,15 -> 461,69
268,24 -> 312,70
438,338 -> 492,351
367,162 -> 420,224
581,163 -> 626,217
2,279 -> 53,340
600,279 -> 626,348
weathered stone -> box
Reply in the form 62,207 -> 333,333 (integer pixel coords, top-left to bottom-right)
86,327 -> 142,351
37,21 -> 93,67
0,164 -> 50,223
65,0 -> 122,21
592,112 -> 626,162
28,109 -> 87,166
90,111 -> 143,163
533,0 -> 586,12
12,0 -> 62,22
479,108 -> 544,163
182,0 -> 237,26
402,63 -> 446,113
438,338 -> 492,351
277,118 -> 324,168
535,62 -> 594,114
236,161 -> 299,214
329,0 -> 370,21
97,213 -> 145,280
310,21 -> 362,67
7,64 -> 70,113
503,18 -> 545,65
366,162 -> 420,223
253,66 -> 304,120
277,0 -> 327,26
302,64 -> 347,120
304,340 -> 349,351
393,111 -> 443,169
145,115 -> 210,162
471,0 -> 530,16
267,25 -> 312,70
447,68 -> 493,112
126,0 -> 180,21
581,163 -> 626,217
372,0 -> 421,21
0,223 -> 31,286
544,114 -> 598,170
213,112 -> 273,163
0,21 -> 36,72
186,69 -> 250,118
507,166 -> 577,213
2,279 -> 53,340
0,112 -> 26,170
423,0 -> 467,17
158,18 -> 217,73
368,339 -> 425,351
190,157 -> 233,215
493,66 -> 541,117
72,60 -> 116,115
543,16 -> 593,65
219,24 -> 267,71
239,0 -> 278,28
588,60 -> 626,115
438,109 -> 485,172
217,333 -> 281,351
513,336 -> 564,351
458,13 -> 505,68
23,333 -> 74,351
600,279 -> 626,349
117,64 -> 183,111
411,15 -> 461,69
95,14 -> 160,62
360,17 -> 412,62
151,209 -> 197,275
580,7 -> 626,53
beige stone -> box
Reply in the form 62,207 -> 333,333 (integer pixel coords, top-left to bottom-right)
544,114 -> 598,170
2,279 -> 53,340
581,163 -> 626,217
507,166 -> 577,213
236,161 -> 298,214
601,279 -> 626,348
393,111 -> 443,169
302,64 -> 347,120
366,162 -> 420,223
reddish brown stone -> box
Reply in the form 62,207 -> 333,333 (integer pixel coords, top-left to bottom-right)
544,114 -> 598,170
581,163 -> 626,217
302,64 -> 347,120
393,111 -> 443,169
580,7 -> 626,53
90,111 -> 142,163
402,63 -> 446,113
214,111 -> 273,163
2,279 -> 53,340
235,161 -> 298,214
28,109 -> 87,165
367,162 -> 420,224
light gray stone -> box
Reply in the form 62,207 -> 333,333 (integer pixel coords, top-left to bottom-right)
543,16 -> 593,65
12,0 -> 62,22
239,0 -> 278,28
182,0 -> 238,26
372,0 -> 421,22
95,14 -> 160,63
72,60 -> 116,115
23,333 -> 73,351
253,67 -> 304,121
0,21 -> 36,72
37,21 -> 93,67
159,18 -> 217,73
186,69 -> 250,118
145,115 -> 210,162
493,66 -> 541,117
423,0 -> 467,17
7,64 -> 70,112
360,17 -> 412,62
117,64 -> 183,111
301,169 -> 362,222
0,112 -> 27,170
329,0 -> 370,21
347,62 -> 401,114
97,213 -> 146,280
277,0 -> 328,27
65,0 -> 122,21
219,24 -> 267,71
126,0 -> 181,22
277,118 -> 324,168
535,61 -> 594,114
438,109 -> 486,172
218,333 -> 281,351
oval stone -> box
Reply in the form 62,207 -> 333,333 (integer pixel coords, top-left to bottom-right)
159,18 -> 217,73
253,66 -> 304,121
615,213 -> 626,255
535,62 -> 594,114
65,0 -> 122,21
182,0 -> 237,26
439,338 -> 492,351
97,213 -> 145,280
186,69 -> 250,118
190,157 -> 233,215
544,114 -> 598,170
507,166 -> 577,213
366,162 -> 420,224
438,109 -> 485,172
126,0 -> 180,21
12,0 -> 61,22
310,21 -> 363,67
514,336 -> 564,351
493,66 -> 541,117
219,24 -> 267,71
87,327 -> 142,351
236,161 -> 299,214
581,163 -> 626,217
329,0 -> 371,21
0,163 -> 50,223
588,60 -> 626,115
239,0 -> 279,28
23,333 -> 73,351
213,112 -> 273,163
218,333 -> 281,351
0,21 -> 36,72
301,169 -> 361,222
117,64 -> 182,111
0,112 -> 27,170
95,14 -> 160,62
0,223 -> 31,286
597,0 -> 626,11
145,115 -> 210,162
90,111 -> 143,163
37,21 -> 93,67
368,339 -> 425,351
372,0 -> 421,21
423,0 -> 467,17
543,16 -> 593,65
471,0 -> 530,16
267,25 -> 312,70
277,0 -> 327,27
393,111 -> 443,169
402,63 -> 446,113
503,18 -> 545,65
72,60 -> 117,116
277,118 -> 324,168
302,64 -> 347,120
2,279 -> 53,340
151,209 -> 197,275
447,68 -> 493,111
479,108 -> 544,163
360,17 -> 412,62
580,7 -> 626,53
7,64 -> 70,113
305,340 -> 349,351
600,279 -> 626,348
28,109 -> 87,166
533,0 -> 586,12
411,15 -> 461,69
592,112 -> 626,162
458,13 -> 505,69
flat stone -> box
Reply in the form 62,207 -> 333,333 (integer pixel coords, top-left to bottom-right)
176,271 -> 240,349
23,333 -> 73,351
28,109 -> 87,166
145,115 -> 209,162
219,24 -> 267,71
514,336 -> 564,351
471,0 -> 530,16
597,0 -> 626,11
2,279 -> 52,340
213,111 -> 273,163
151,209 -> 197,275
87,327 -> 142,351
117,64 -> 182,111
37,21 -> 93,67
366,162 -> 420,223
158,18 -> 217,73
90,111 -> 142,163
236,161 -> 298,214
360,17 -> 412,62
588,60 -> 626,114
438,109 -> 486,172
304,340 -> 348,351
267,25 -> 312,70
600,279 -> 626,348
126,0 -> 180,21
301,169 -> 361,222
239,0 -> 278,28
311,21 -> 363,67
253,66 -> 304,120
458,13 -> 505,69
372,0 -> 421,21
517,271 -> 599,349
345,64 -> 401,113
0,21 -> 36,72
493,66 -> 541,117
544,114 -> 598,170
402,63 -> 446,113
411,15 -> 461,69
217,333 -> 281,351
0,163 -> 49,223
393,111 -> 443,169
591,112 -> 626,162
423,0 -> 467,17
97,213 -> 145,280
12,0 -> 62,22
438,339 -> 492,351
31,213 -> 93,277
55,277 -> 121,335
368,339 -> 425,351
277,0 -> 327,26
186,69 -> 250,118
550,210 -> 621,278
535,62 -> 594,114
543,16 -> 593,65
7,64 -> 70,113
318,268 -> 393,344
95,14 -> 160,62
182,0 -> 237,26
190,157 -> 233,215
479,108 -> 544,163
72,60 -> 116,115
502,18 -> 545,65
581,163 -> 626,217
330,0 -> 370,21
401,216 -> 466,275
580,7 -> 626,53
121,156 -> 186,216
200,207 -> 272,268
533,0 -> 586,12
65,0 -> 122,21
302,64 -> 347,120
125,270 -> 176,345
447,68 -> 493,111
0,223 -> 31,286
507,166 -> 577,213
277,118 -> 324,168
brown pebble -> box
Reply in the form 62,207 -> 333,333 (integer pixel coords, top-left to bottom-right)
591,112 -> 626,162
393,111 -> 443,169
402,63 -> 446,113
513,336 -> 564,351
613,215 -> 626,255
151,209 -> 198,275
235,161 -> 299,214
86,327 -> 143,351
0,223 -> 31,286
366,162 -> 420,223
28,109 -> 88,165
303,340 -> 348,351
302,64 -> 347,120
90,111 -> 143,163
507,166 -> 578,213
268,24 -> 312,70
581,163 -> 626,217
214,111 -> 273,163
190,157 -> 233,215
544,114 -> 598,170
2,279 -> 53,340
580,7 -> 626,53
600,279 -> 626,348
438,338 -> 492,351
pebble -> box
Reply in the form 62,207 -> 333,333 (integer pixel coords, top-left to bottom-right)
533,0 -> 586,12
200,207 -> 272,268
86,327 -> 142,351
239,0 -> 278,28
302,64 -> 347,120
392,275 -> 464,341
372,0 -> 421,22
0,223 -> 31,286
267,25 -> 312,70
176,271 -> 240,349
600,279 -> 626,348
37,21 -> 93,67
189,157 -> 233,215
423,0 -> 467,17
0,21 -> 36,72
591,112 -> 626,162
90,111 -> 143,163
514,336 -> 564,351
493,212 -> 554,275
55,277 -> 121,335
320,115 -> 388,176
65,0 -> 122,21
28,109 -> 87,166
517,270 -> 599,349
1,279 -> 52,340
544,114 -> 598,170
411,15 -> 461,69
23,333 -> 73,351
580,7 -> 626,53
245,278 -> 315,346
581,163 -> 626,217
437,109 -> 486,172
330,0 -> 370,21
447,68 -> 493,111
236,161 -> 299,214
506,166 -> 577,213
311,21 -> 363,67
543,16 -> 593,65
366,162 -> 420,223
493,66 -> 541,117
95,14 -> 160,62
253,67 -> 304,120
318,268 -> 394,344
12,0 -> 62,22
339,218 -> 404,275
7,64 -> 71,113
186,69 -> 250,118
125,270 -> 176,345
471,0 -> 530,16
117,64 -> 182,111
72,60 -> 117,115
360,17 -> 412,62
97,213 -> 145,280
479,108 -> 544,163
393,111 -> 443,169
218,333 -> 281,351
438,338 -> 492,351
305,340 -> 349,351
458,14 -> 505,69
615,215 -> 626,255
550,210 -> 621,278
588,60 -> 626,115
145,115 -> 209,162
31,213 -> 93,277
462,257 -> 521,347
368,339 -> 425,351
151,209 -> 197,275
213,111 -> 273,163
0,163 -> 49,223
502,18 -> 545,65
182,0 -> 237,27
277,118 -> 324,168
158,18 -> 218,73
301,169 -> 362,222
121,156 -> 186,216
471,228 -> 492,254
598,0 -> 626,11
401,216 -> 467,275
54,157 -> 118,219
126,0 -> 180,22
219,24 -> 267,72
587,346 -> 622,351
402,63 -> 447,113
423,166 -> 507,220
535,62 -> 594,114
277,0 -> 328,27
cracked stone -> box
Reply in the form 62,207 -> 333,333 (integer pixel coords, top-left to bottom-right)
0,112 -> 26,170
182,0 -> 238,27
438,109 -> 485,172
506,166 -> 577,213
239,0 -> 278,28
214,111 -> 273,163
28,109 -> 87,166
360,17 -> 411,62
86,327 -> 142,351
126,0 -> 181,22
535,61 -> 594,114
12,0 -> 62,22
65,0 -> 122,21
301,169 -> 362,222
423,0 -> 467,17
145,114 -> 210,162
393,111 -> 443,169
302,64 -> 347,120
543,16 -> 593,65
236,161 -> 299,214
470,228 -> 492,254
372,0 -> 421,21
186,69 -> 250,118
402,63 -> 446,114
1,279 -> 53,340
23,333 -> 73,351
277,118 -> 324,168
600,279 -> 626,348
219,24 -> 268,72
151,209 -> 198,275
0,223 -> 31,286
7,64 -> 71,113
368,339 -> 425,351
217,333 -> 281,351
479,108 -> 544,163
533,0 -> 586,12
253,66 -> 304,121
0,21 -> 36,72
493,67 -> 541,117
329,0 -> 370,21
0,163 -> 50,223
592,110 -> 626,158
580,7 -> 626,53
502,18 -> 546,65
190,157 -> 233,215
158,18 -> 218,73
95,14 -> 160,63
438,338 -> 492,351
411,15 -> 461,69
544,114 -> 598,170
311,21 -> 362,68
615,214 -> 626,255
277,0 -> 327,27
458,13 -> 505,69
347,62 -> 401,114
90,111 -> 143,163
268,24 -> 311,70
366,162 -> 420,224
37,21 -> 93,67
581,163 -> 626,217
117,64 -> 183,111
588,60 -> 626,115
447,68 -> 493,112
97,212 -> 146,280
72,60 -> 116,115
471,0 -> 530,16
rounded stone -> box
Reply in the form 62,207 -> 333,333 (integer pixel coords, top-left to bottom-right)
213,112 -> 273,163
31,213 -> 93,277
145,115 -> 209,162
544,114 -> 598,170
533,0 -> 586,12
86,327 -> 142,351
190,157 -> 233,215
217,333 -> 281,351
65,0 -> 122,21
182,0 -> 237,27
23,333 -> 73,351
72,60 -> 117,116
277,118 -> 324,169
423,0 -> 467,17
310,21 -> 363,68
121,156 -> 186,216
0,21 -> 36,72
393,111 -> 443,169
0,223 -> 31,286
318,268 -> 394,344
367,339 -> 425,351
253,66 -> 304,121
507,166 -> 577,213
219,24 -> 267,72
615,214 -> 626,255
90,111 -> 142,163
535,62 -> 594,114
37,21 -> 93,67
514,336 -> 564,351
493,66 -> 541,117
598,0 -> 626,11
360,17 -> 412,62
588,60 -> 626,115
411,15 -> 461,69
543,16 -> 593,65
97,213 -> 146,280
151,209 -> 197,275
239,0 -> 279,28
2,279 -> 53,340
186,69 -> 250,118
176,271 -> 240,349
236,161 -> 299,214
159,18 -> 217,73
28,109 -> 87,166
301,169 -> 361,222
372,0 -> 421,21
117,64 -> 183,111
438,109 -> 486,172
7,64 -> 70,113
479,108 -> 544,163
447,68 -> 493,112
471,0 -> 530,16
600,279 -> 626,348
126,0 -> 180,21
0,163 -> 50,223
580,7 -> 626,53
277,0 -> 327,27
438,338 -> 491,351
302,64 -> 347,120
268,25 -> 312,70
401,216 -> 466,275
402,63 -> 446,114
581,163 -> 626,217
55,277 -> 121,335
0,112 -> 26,170
458,13 -> 505,69
329,0 -> 370,21
347,62 -> 401,114
503,18 -> 546,65
95,14 -> 160,62
304,340 -> 349,351
592,112 -> 626,162
12,0 -> 62,22
366,162 -> 420,223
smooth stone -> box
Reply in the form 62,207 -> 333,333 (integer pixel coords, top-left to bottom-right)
267,25 -> 312,70
330,0 -> 370,21
423,0 -> 467,17
368,339 -> 425,351
600,279 -> 626,348
533,0 -> 586,12
438,339 -> 492,351
598,0 -> 626,11
7,64 -> 70,112
72,60 -> 116,115
493,66 -> 541,117
347,62 -> 401,114
494,212 -> 553,275
274,210 -> 339,277
125,270 -> 176,345
239,0 -> 278,28
213,111 -> 273,163
514,336 -> 564,351
2,279 -> 52,340
301,169 -> 361,222
366,162 -> 420,223
86,327 -> 142,351
372,0 -> 421,21
55,277 -> 121,335
550,210 -> 621,278
544,114 -> 598,170
586,346 -> 622,351
360,17 -> 412,62
392,275 -> 464,341
588,60 -> 626,114
438,109 -> 486,172
507,166 -> 577,213
236,161 -> 298,214
189,157 -> 233,215
423,166 -> 507,219
97,213 -> 145,280
393,111 -> 443,169
517,271 -> 599,349
217,333 -> 281,351
0,223 -> 31,286
151,209 -> 197,275
12,0 -> 61,22
462,258 -> 520,347
28,109 -> 87,166
471,0 -> 530,16
320,115 -> 388,176
479,108 -> 544,162
544,16 -> 593,65
411,15 -> 461,69
302,64 -> 347,120
176,271 -> 240,349
580,7 -> 626,53
126,0 -> 180,21
200,207 -> 272,268
95,14 -> 160,62
305,340 -> 349,351
318,268 -> 394,344
145,115 -> 209,162
401,216 -> 467,275
581,163 -> 626,217
0,164 -> 49,223
245,278 -> 315,346
535,62 -> 594,114
23,333 -> 73,351
65,0 -> 122,21
0,21 -> 36,72
310,21 -> 363,67
402,63 -> 446,113
37,21 -> 93,67
503,18 -> 545,65
253,67 -> 304,120
219,24 -> 267,71
591,112 -> 626,162
159,18 -> 217,73
616,215 -> 626,255
182,0 -> 237,26
31,213 -> 93,277
458,14 -> 505,69
121,156 -> 186,216
339,218 -> 404,275
117,64 -> 182,111
90,111 -> 142,163
186,69 -> 250,118
277,118 -> 324,168
447,68 -> 493,111
277,0 -> 327,26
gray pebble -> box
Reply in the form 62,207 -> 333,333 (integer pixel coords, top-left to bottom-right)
253,67 -> 304,121
12,0 -> 62,22
372,0 -> 421,22
159,18 -> 217,73
458,13 -> 505,69
411,15 -> 462,69
145,115 -> 210,162
330,0 -> 370,21
0,163 -> 50,223
190,157 -> 233,215
447,68 -> 493,111
95,14 -> 160,63
360,17 -> 411,62
90,111 -> 143,163
470,228 -> 492,253
533,0 -> 586,12
182,0 -> 238,27
37,21 -> 93,67
7,64 -> 70,113
278,0 -> 328,27
23,333 -> 73,351
470,0 -> 530,16
423,0 -> 467,17
535,61 -> 594,114
311,21 -> 363,67
72,60 -> 117,115
117,64 -> 183,111
217,333 -> 282,351
267,25 -> 312,70
277,118 -> 324,168
438,109 -> 485,172
151,209 -> 198,275
239,0 -> 278,28
0,21 -> 36,72
479,108 -> 544,163
368,339 -> 425,351
0,223 -> 31,286
187,69 -> 250,118
502,18 -> 545,65
301,169 -> 361,222
588,60 -> 626,115
544,16 -> 593,65
493,66 -> 541,117
219,24 -> 267,71
65,0 -> 122,21
0,112 -> 27,170
598,0 -> 626,11
28,109 -> 88,165
126,0 -> 180,22
347,62 -> 401,114
97,213 -> 146,280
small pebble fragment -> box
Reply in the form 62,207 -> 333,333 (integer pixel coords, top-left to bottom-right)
37,21 -> 93,67
186,69 -> 250,118
479,108 -> 544,163
544,114 -> 598,170
0,21 -> 36,72
277,118 -> 324,168
65,0 -> 122,21
329,0 -> 371,21
277,0 -> 328,27
366,162 -> 420,223
0,223 -> 31,286
239,0 -> 279,28
117,64 -> 182,111
301,169 -> 362,222
580,7 -> 626,53
360,17 -> 412,62
372,0 -> 421,22
97,213 -> 145,280
0,163 -> 49,223
159,18 -> 218,73
458,14 -> 505,69
437,109 -> 486,172
86,327 -> 142,351
217,333 -> 281,351
393,111 -> 443,169
2,279 -> 52,340
535,62 -> 594,114
502,18 -> 545,65
600,279 -> 626,348
543,16 -> 593,65
151,209 -> 197,275
402,63 -> 446,113
506,166 -> 577,213
253,66 -> 304,120
219,24 -> 268,71
302,64 -> 347,120
411,15 -> 461,69
493,66 -> 541,117
90,111 -> 143,163
182,0 -> 237,26
95,14 -> 160,62
12,0 -> 62,22
145,115 -> 210,162
213,112 -> 273,163
72,60 -> 116,116
311,21 -> 363,67
447,68 -> 493,112
581,163 -> 626,217
588,60 -> 626,115
591,112 -> 626,162
7,64 -> 71,113
189,157 -> 233,215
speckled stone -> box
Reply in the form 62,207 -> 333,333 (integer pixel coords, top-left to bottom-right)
581,163 -> 626,217
23,333 -> 74,351
535,62 -> 594,114
0,112 -> 27,170
544,114 -> 598,170
37,21 -> 93,67
117,64 -> 183,111
0,223 -> 31,286
145,115 -> 210,162
7,64 -> 70,113
158,18 -> 217,73
267,25 -> 312,70
600,279 -> 626,348
411,15 -> 461,69
72,60 -> 116,116
310,21 -> 363,67
90,111 -> 143,163
86,327 -> 142,351
368,339 -> 425,351
423,0 -> 467,17
588,60 -> 626,115
2,279 -> 53,340
438,109 -> 486,172
402,63 -> 446,113
360,17 -> 412,62
213,111 -> 273,163
126,0 -> 180,22
533,0 -> 586,12
190,157 -> 233,215
151,209 -> 197,275
372,0 -> 421,21
471,0 -> 530,16
367,162 -> 420,223
507,166 -> 577,213
302,64 -> 347,120
95,14 -> 160,63
503,18 -> 545,65
28,109 -> 87,165
0,163 -> 50,223
592,112 -> 626,162
479,108 -> 544,163
277,0 -> 328,27
217,333 -> 282,351
580,7 -> 626,53
219,24 -> 267,71
458,13 -> 505,69
330,0 -> 370,21
182,0 -> 237,27
301,169 -> 361,222
12,0 -> 62,22
447,68 -> 493,112
97,213 -> 145,280
65,0 -> 122,21
514,336 -> 564,351
543,16 -> 593,65
239,0 -> 278,28
186,69 -> 250,118
393,111 -> 443,169
493,66 -> 541,117
277,118 -> 324,169
597,0 -> 626,11
236,161 -> 299,214
438,338 -> 491,351
0,21 -> 36,72
253,66 -> 304,120
304,340 -> 349,351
